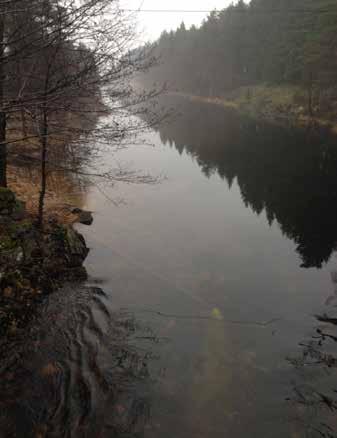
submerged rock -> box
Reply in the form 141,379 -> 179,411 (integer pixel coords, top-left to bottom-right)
71,207 -> 94,226
44,224 -> 89,280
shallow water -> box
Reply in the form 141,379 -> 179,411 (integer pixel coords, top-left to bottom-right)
2,97 -> 337,437
0,284 -> 157,437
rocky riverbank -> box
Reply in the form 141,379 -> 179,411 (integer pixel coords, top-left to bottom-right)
0,188 -> 91,334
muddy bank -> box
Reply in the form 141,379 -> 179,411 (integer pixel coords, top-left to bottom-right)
0,188 -> 91,334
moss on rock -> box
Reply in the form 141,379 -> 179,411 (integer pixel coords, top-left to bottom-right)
0,190 -> 90,334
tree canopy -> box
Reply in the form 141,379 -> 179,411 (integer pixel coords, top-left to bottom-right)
144,0 -> 337,98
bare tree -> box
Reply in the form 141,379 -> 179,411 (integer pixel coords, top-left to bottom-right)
0,0 -> 161,225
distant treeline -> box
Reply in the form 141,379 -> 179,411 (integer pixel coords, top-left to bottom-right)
142,0 -> 337,112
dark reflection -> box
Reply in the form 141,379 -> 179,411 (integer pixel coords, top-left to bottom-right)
287,272 -> 337,437
149,95 -> 337,268
0,285 -> 157,438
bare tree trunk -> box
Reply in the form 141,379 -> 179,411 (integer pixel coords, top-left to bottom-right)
0,112 -> 7,188
21,107 -> 27,138
38,104 -> 48,228
0,14 -> 7,187
317,86 -> 321,115
17,58 -> 28,138
37,51 -> 52,229
307,72 -> 313,118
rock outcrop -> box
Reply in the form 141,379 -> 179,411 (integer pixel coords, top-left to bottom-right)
71,207 -> 94,226
0,189 -> 91,334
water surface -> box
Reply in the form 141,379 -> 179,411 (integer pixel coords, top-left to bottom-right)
81,97 -> 337,437
2,97 -> 337,437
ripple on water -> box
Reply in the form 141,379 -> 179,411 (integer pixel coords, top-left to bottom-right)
0,284 -> 155,438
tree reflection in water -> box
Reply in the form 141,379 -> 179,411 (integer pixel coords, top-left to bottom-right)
142,96 -> 337,436
148,95 -> 337,269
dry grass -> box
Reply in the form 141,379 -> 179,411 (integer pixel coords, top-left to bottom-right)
8,164 -> 87,224
172,86 -> 337,132
5,97 -> 102,224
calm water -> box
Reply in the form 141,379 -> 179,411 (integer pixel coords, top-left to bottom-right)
82,97 -> 337,437
1,97 -> 337,437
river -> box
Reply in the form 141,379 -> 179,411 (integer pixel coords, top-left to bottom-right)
1,96 -> 337,437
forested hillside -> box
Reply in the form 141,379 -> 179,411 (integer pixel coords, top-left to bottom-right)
143,0 -> 337,117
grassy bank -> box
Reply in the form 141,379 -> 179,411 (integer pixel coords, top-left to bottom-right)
173,85 -> 337,133
5,95 -> 107,221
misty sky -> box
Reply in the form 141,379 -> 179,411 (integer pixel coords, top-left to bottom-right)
122,0 -> 234,41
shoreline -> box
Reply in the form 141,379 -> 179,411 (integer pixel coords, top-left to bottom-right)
0,188 -> 92,335
171,91 -> 337,134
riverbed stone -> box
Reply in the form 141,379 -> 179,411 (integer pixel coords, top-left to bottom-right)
71,207 -> 94,225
